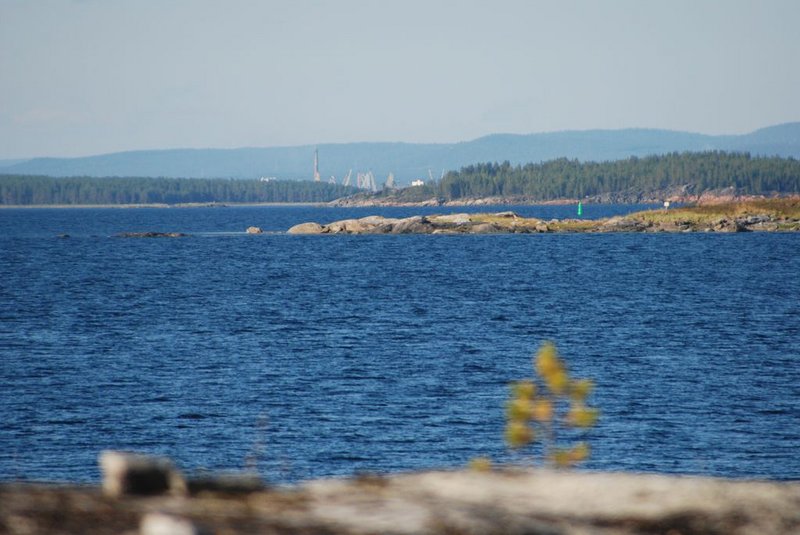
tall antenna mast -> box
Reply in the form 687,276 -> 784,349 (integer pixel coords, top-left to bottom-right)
313,148 -> 321,182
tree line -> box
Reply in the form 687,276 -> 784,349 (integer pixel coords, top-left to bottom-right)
3,151 -> 799,206
432,151 -> 800,200
0,175 -> 359,205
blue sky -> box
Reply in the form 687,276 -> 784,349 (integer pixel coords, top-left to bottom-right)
1,0 -> 798,158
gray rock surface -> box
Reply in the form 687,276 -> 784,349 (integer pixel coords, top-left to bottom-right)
2,468 -> 798,534
430,213 -> 472,224
600,217 -> 649,232
391,216 -> 433,234
286,209 -> 798,235
470,223 -> 501,234
287,222 -> 325,234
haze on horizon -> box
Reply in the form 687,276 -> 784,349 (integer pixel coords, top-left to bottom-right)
1,0 -> 798,160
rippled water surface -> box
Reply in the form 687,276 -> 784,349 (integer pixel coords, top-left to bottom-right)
1,205 -> 799,483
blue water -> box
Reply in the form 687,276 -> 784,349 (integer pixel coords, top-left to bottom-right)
1,205 -> 799,483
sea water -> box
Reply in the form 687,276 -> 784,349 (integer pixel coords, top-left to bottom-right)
1,205 -> 798,483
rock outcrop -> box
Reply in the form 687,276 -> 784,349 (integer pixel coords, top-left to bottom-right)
285,214 -> 551,235
245,226 -> 263,234
2,466 -> 798,534
287,222 -> 325,234
600,216 -> 651,233
287,205 -> 800,235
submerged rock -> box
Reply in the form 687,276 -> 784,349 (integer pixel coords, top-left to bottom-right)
114,232 -> 188,238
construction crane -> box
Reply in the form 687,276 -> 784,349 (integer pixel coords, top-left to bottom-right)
384,172 -> 395,190
356,171 -> 377,191
428,169 -> 446,182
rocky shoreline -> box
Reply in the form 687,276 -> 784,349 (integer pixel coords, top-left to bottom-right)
2,456 -> 798,535
288,208 -> 800,235
328,188 -> 800,208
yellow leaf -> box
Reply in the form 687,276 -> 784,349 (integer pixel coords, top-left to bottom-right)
531,399 -> 553,422
505,421 -> 533,449
570,379 -> 594,401
569,442 -> 590,462
511,380 -> 536,400
567,405 -> 599,428
535,342 -> 561,378
468,457 -> 493,472
506,398 -> 533,421
545,370 -> 569,395
550,449 -> 574,468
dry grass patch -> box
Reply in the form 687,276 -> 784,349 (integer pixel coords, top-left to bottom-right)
629,198 -> 800,225
548,219 -> 602,232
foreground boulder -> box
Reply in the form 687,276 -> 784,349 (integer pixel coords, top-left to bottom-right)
99,451 -> 186,497
2,466 -> 798,534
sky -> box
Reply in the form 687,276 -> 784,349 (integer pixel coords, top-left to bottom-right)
1,0 -> 799,159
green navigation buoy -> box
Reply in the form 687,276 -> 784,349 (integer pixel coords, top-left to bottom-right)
577,201 -> 583,216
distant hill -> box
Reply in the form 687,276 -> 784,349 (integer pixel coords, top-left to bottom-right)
0,159 -> 30,169
6,123 -> 800,186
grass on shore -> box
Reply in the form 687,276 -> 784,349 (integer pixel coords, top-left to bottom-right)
468,198 -> 799,232
629,199 -> 800,224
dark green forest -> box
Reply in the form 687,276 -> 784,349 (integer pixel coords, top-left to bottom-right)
0,175 -> 359,205
3,152 -> 799,205
431,152 -> 800,201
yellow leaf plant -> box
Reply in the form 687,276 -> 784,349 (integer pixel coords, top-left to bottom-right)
505,341 -> 599,468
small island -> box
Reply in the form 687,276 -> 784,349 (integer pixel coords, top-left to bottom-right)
288,199 -> 800,235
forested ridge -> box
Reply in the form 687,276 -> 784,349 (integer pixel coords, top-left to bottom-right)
0,175 -> 358,205
3,152 -> 799,206
433,152 -> 800,201
6,122 -> 800,181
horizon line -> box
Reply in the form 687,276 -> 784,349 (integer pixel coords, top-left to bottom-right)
3,121 -> 798,162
